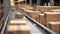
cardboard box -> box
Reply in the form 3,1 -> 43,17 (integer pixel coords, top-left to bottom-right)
38,14 -> 46,26
18,25 -> 30,34
51,9 -> 60,12
30,11 -> 40,20
33,6 -> 60,12
7,25 -> 30,34
15,13 -> 23,19
7,25 -> 18,34
47,22 -> 60,34
10,20 -> 26,25
45,12 -> 60,22
23,10 -> 40,20
24,10 -> 32,16
45,12 -> 60,26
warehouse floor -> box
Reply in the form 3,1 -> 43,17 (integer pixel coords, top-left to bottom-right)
8,10 -> 43,34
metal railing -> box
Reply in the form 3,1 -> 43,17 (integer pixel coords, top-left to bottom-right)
1,13 -> 9,34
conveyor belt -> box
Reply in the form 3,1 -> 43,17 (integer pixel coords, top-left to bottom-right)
9,10 -> 43,34
0,10 -> 56,34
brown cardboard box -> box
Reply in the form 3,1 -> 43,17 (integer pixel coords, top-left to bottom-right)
51,9 -> 60,12
10,20 -> 26,25
38,14 -> 46,26
7,25 -> 18,34
30,11 -> 40,20
15,13 -> 23,18
45,12 -> 60,22
45,12 -> 60,26
18,25 -> 30,34
7,25 -> 30,34
19,4 -> 33,10
47,22 -> 60,34
23,10 -> 40,20
24,10 -> 32,16
33,6 -> 60,12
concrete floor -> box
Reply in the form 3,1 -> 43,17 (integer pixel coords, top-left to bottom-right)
9,10 -> 43,34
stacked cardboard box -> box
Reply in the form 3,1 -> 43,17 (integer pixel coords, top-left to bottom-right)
19,4 -> 33,10
44,12 -> 60,26
29,11 -> 40,20
9,20 -> 26,25
47,22 -> 60,34
24,10 -> 40,21
38,14 -> 46,26
33,6 -> 60,12
23,4 -> 32,9
23,10 -> 32,16
45,12 -> 60,22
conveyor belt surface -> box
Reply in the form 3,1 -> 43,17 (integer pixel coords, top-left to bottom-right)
1,10 -> 56,34
9,10 -> 43,34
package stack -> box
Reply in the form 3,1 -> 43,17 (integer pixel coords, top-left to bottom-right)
23,10 -> 32,16
24,10 -> 40,21
33,6 -> 60,12
7,20 -> 30,34
38,14 -> 46,26
44,12 -> 60,26
19,4 -> 33,11
44,12 -> 60,34
29,11 -> 40,20
47,22 -> 60,34
34,6 -> 60,26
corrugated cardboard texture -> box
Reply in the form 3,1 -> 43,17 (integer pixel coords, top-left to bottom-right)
45,12 -> 60,22
38,14 -> 46,26
47,22 -> 60,34
18,25 -> 30,34
33,6 -> 60,12
45,12 -> 60,26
